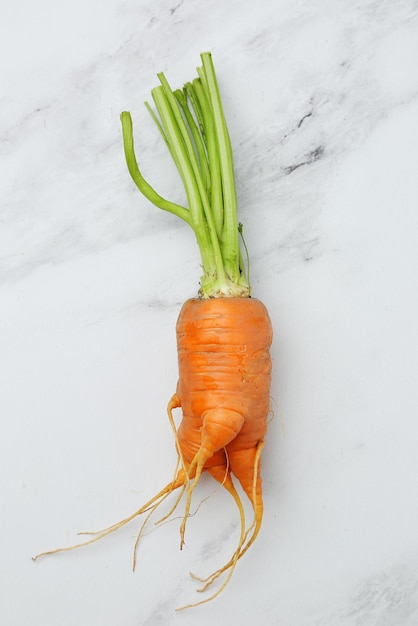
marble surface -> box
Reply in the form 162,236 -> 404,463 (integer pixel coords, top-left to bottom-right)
2,1 -> 418,624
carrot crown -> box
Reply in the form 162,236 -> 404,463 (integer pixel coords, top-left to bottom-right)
120,52 -> 250,298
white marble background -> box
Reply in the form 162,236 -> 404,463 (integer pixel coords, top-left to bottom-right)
2,0 -> 418,624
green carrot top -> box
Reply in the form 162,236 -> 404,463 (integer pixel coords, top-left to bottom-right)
120,52 -> 250,298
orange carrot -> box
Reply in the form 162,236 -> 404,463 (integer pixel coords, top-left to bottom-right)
172,297 -> 272,605
33,52 -> 273,610
175,297 -> 272,538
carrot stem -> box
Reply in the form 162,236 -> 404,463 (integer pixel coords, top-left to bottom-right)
120,52 -> 250,298
120,112 -> 191,225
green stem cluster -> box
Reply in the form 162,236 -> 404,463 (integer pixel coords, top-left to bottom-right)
120,52 -> 250,298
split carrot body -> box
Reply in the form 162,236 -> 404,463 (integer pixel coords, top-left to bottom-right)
170,296 -> 273,605
33,297 -> 272,608
175,297 -> 272,492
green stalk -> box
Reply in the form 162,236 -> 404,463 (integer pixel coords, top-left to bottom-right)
174,88 -> 210,195
153,77 -> 226,291
120,52 -> 250,298
120,112 -> 191,225
200,55 -> 242,284
189,78 -> 223,240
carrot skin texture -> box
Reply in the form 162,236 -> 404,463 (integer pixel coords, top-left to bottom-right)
168,296 -> 272,606
175,297 -> 272,501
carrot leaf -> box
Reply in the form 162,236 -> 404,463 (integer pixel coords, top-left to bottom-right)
120,52 -> 250,298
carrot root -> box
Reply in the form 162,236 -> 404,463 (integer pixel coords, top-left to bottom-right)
189,467 -> 246,592
32,473 -> 185,562
33,297 -> 272,612
188,439 -> 264,595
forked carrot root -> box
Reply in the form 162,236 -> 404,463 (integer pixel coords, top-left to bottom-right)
33,389 -> 267,610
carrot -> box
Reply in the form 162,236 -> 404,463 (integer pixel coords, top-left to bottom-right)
33,52 -> 273,610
